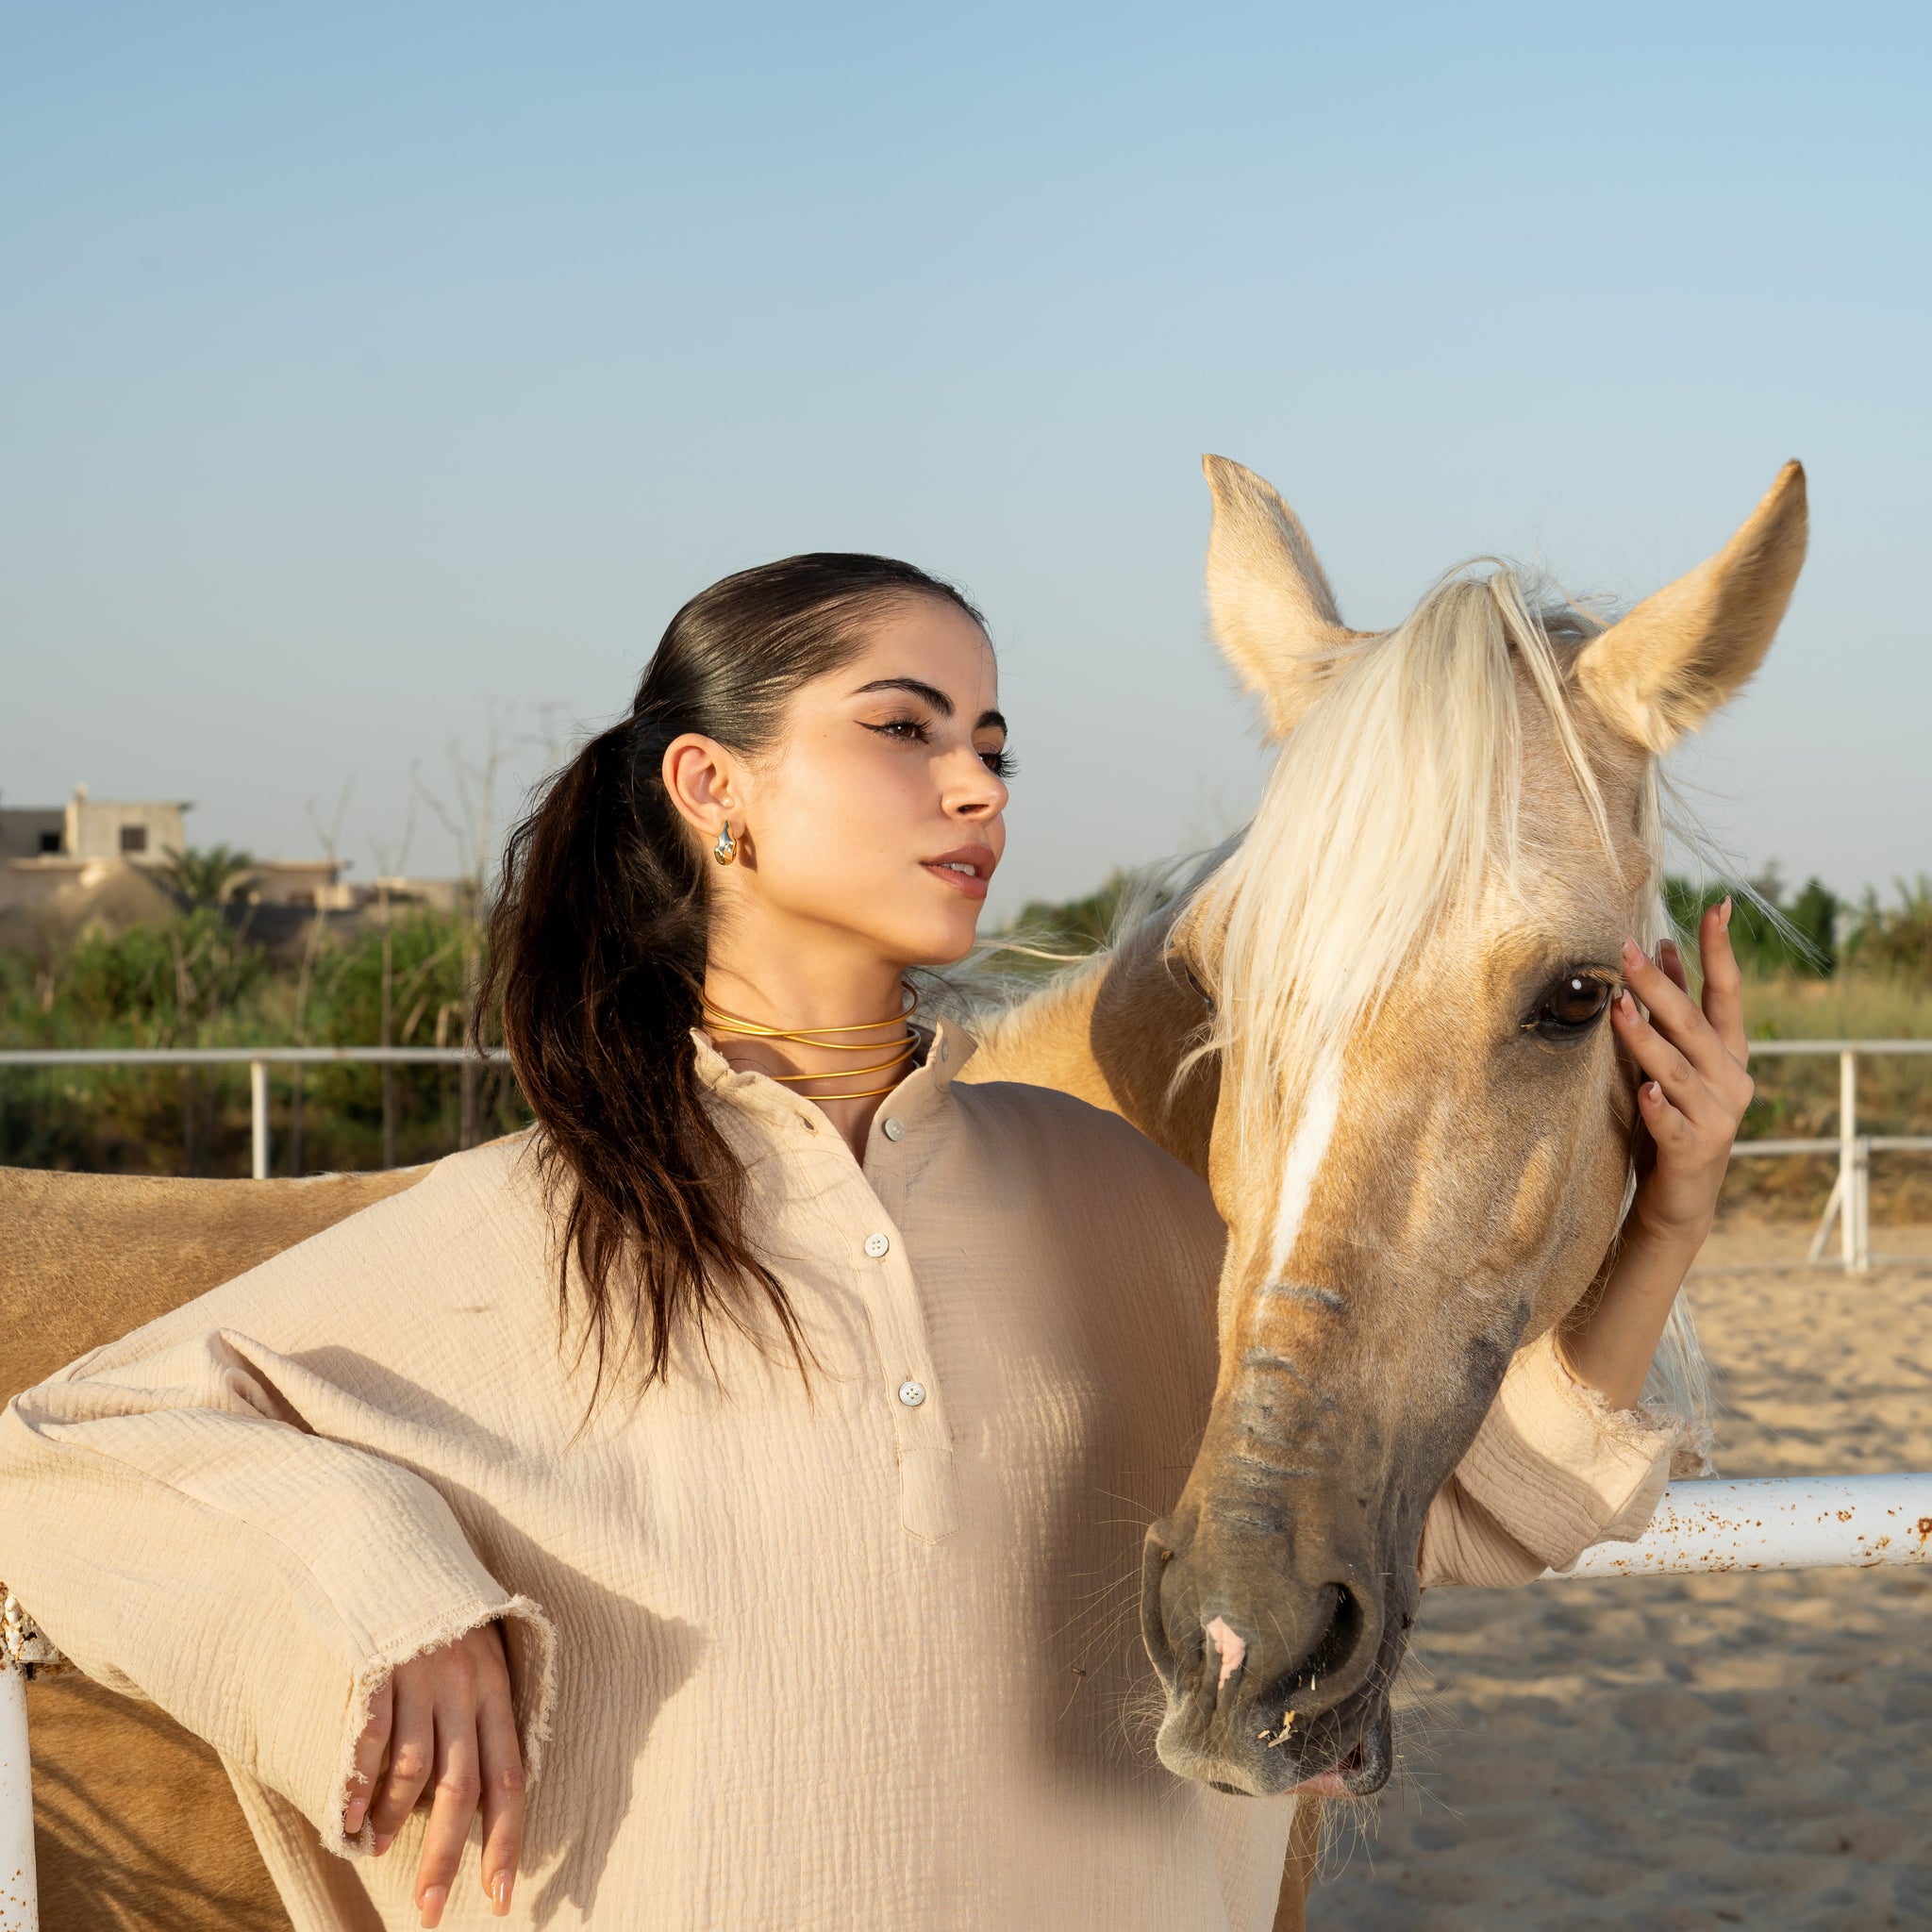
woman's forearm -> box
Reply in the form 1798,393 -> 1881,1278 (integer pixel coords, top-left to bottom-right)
1557,1225 -> 1703,1411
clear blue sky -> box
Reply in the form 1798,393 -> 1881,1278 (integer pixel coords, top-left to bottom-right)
4,2 -> 1926,919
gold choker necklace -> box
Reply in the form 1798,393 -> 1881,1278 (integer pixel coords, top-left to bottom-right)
700,985 -> 921,1102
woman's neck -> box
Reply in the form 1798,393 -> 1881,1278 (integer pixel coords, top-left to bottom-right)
701,951 -> 918,1159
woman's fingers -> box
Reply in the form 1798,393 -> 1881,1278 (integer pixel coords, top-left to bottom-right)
343,1674 -> 393,1838
1612,988 -> 1710,1117
357,1628 -> 522,1924
475,1657 -> 526,1917
367,1664 -> 436,1852
1657,936 -> 1690,998
413,1686 -> 482,1930
1621,935 -> 1751,1114
1697,898 -> 1750,1066
1635,1074 -> 1691,1147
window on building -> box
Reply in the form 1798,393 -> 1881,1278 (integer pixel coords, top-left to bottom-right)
39,831 -> 60,854
120,824 -> 148,855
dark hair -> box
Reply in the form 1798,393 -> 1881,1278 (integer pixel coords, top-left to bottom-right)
482,553 -> 986,1399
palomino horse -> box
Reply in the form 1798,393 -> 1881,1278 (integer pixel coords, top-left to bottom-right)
0,455 -> 1804,1929
987,455 -> 1804,1801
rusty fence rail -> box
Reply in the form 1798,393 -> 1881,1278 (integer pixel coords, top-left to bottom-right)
1547,1474 -> 1932,1580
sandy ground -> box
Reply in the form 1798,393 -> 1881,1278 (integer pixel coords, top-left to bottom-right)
1312,1224 -> 1932,1931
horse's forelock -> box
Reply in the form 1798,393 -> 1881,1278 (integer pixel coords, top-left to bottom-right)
1181,565 -> 1655,1157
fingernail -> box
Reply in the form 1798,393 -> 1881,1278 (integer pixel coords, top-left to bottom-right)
1618,991 -> 1637,1019
1622,937 -> 1640,962
1660,937 -> 1679,958
1646,1081 -> 1662,1103
1719,895 -> 1733,930
420,1886 -> 447,1928
344,1802 -> 366,1834
373,1832 -> 393,1857
492,1872 -> 513,1916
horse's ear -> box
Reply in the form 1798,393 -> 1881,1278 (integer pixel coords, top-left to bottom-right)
1575,461 -> 1807,753
1203,456 -> 1360,741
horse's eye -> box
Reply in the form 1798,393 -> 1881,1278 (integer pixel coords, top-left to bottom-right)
1527,972 -> 1611,1036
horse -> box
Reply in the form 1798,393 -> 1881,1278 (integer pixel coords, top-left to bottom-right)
0,454 -> 1805,1929
978,454 -> 1803,1803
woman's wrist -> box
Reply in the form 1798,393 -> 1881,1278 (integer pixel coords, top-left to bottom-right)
1557,1217 -> 1707,1411
1616,1213 -> 1708,1291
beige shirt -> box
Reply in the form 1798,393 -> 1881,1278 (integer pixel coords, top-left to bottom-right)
0,1022 -> 1678,1932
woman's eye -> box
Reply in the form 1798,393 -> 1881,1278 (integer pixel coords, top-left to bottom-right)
869,717 -> 931,744
980,746 -> 1013,779
1527,972 -> 1611,1036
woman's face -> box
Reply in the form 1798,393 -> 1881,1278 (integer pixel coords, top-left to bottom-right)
681,597 -> 1010,970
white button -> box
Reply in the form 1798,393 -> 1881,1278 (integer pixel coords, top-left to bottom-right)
881,1117 -> 904,1141
863,1232 -> 891,1258
897,1379 -> 926,1407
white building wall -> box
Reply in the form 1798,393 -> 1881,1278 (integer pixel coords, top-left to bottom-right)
62,789 -> 189,863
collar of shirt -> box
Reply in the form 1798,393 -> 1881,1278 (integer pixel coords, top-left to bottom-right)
686,1013 -> 979,1158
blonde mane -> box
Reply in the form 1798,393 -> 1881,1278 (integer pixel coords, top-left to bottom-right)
1179,565 -> 1663,1154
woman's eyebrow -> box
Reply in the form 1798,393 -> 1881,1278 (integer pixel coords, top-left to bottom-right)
850,678 -> 1007,736
851,675 -> 954,715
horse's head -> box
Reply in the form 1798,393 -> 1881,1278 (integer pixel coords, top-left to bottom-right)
1143,455 -> 1807,1797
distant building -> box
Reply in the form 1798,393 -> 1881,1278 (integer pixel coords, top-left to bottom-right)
0,785 -> 351,924
62,785 -> 191,862
0,806 -> 65,859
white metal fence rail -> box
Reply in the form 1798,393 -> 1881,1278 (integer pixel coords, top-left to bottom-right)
4,1038 -> 1930,1235
1,1040 -> 1929,1929
0,1044 -> 509,1179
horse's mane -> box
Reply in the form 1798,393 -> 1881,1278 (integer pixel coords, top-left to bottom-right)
1177,564 -> 1664,1155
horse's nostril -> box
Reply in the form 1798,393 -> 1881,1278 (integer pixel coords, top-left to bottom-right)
1267,1583 -> 1369,1707
1311,1584 -> 1366,1682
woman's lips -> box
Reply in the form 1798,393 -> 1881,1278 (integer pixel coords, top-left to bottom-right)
921,859 -> 990,902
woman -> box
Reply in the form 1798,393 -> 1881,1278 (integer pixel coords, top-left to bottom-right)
0,555 -> 1748,1931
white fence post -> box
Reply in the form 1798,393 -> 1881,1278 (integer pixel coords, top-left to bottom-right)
1839,1049 -> 1858,1272
0,1660 -> 37,1932
0,1615 -> 37,1932
249,1059 -> 270,1182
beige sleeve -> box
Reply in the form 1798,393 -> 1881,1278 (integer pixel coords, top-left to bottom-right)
0,1325 -> 555,1860
1416,1328 -> 1685,1589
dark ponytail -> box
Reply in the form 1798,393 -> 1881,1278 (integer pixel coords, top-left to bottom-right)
481,553 -> 984,1398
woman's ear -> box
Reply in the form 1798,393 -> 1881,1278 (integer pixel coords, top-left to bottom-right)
661,734 -> 741,840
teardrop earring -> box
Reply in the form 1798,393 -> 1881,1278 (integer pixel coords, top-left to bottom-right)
712,820 -> 737,866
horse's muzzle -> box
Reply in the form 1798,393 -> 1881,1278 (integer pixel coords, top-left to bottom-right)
1140,1514 -> 1405,1797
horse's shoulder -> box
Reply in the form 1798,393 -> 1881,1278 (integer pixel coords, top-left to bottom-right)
952,1076 -> 1216,1208
0,1141 -> 538,1401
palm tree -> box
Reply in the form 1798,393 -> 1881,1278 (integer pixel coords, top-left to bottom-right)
158,844 -> 258,908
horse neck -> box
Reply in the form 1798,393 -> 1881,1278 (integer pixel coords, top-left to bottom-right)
961,906 -> 1220,1179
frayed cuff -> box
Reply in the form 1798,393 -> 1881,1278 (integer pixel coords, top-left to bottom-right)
1453,1330 -> 1684,1573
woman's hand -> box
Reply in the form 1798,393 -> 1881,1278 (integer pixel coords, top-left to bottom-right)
1557,899 -> 1754,1410
342,1621 -> 524,1925
1614,897 -> 1756,1256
